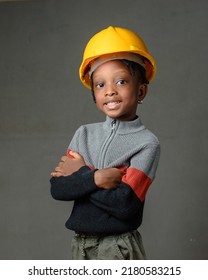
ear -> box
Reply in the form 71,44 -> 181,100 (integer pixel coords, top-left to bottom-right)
137,84 -> 148,103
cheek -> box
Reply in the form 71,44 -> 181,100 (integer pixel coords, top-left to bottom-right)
124,89 -> 139,103
94,93 -> 103,108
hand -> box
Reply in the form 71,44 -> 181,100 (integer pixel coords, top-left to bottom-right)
94,168 -> 125,189
51,151 -> 86,177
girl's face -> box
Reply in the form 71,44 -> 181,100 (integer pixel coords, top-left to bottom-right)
92,60 -> 147,121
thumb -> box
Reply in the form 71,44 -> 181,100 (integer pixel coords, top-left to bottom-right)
69,150 -> 82,159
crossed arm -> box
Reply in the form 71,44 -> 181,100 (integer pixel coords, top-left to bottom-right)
50,150 -> 147,219
50,150 -> 125,190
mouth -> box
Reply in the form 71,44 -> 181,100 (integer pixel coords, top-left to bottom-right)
104,100 -> 121,110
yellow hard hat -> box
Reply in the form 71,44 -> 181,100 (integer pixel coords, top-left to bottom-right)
79,26 -> 156,89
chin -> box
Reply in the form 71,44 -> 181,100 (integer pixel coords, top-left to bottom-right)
106,112 -> 120,119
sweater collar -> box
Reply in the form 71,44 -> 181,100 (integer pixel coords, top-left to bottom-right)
104,116 -> 145,134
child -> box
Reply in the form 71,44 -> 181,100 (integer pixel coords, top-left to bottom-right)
50,26 -> 160,260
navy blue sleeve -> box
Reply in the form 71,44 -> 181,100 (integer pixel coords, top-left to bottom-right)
50,166 -> 98,201
89,182 -> 143,220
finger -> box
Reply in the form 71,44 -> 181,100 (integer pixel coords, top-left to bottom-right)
67,149 -> 74,158
58,162 -> 64,167
69,150 -> 81,159
55,166 -> 62,172
51,171 -> 63,177
51,172 -> 57,177
61,156 -> 68,162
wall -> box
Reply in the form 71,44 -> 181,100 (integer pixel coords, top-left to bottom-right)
0,0 -> 208,259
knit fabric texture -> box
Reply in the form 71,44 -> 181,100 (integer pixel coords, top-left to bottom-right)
50,116 -> 160,234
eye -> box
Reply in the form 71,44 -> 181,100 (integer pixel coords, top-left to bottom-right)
116,79 -> 127,85
95,82 -> 104,88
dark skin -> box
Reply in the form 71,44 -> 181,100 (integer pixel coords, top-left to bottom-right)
51,60 -> 147,189
51,150 -> 124,189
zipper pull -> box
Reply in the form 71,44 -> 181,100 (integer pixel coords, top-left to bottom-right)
111,119 -> 116,130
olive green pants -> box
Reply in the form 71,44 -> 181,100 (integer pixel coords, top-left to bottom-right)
71,230 -> 146,260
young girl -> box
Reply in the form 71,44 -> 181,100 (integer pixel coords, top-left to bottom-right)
50,26 -> 160,260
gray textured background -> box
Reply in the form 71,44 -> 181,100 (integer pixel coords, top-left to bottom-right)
0,0 -> 207,259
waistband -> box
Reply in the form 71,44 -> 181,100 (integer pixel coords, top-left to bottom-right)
75,230 -> 137,238
75,232 -> 113,238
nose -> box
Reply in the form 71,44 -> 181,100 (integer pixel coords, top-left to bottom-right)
105,84 -> 117,96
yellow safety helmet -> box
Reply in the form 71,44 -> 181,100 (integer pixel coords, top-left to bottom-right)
79,26 -> 156,89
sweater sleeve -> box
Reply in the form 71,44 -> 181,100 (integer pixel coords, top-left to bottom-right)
50,166 -> 98,201
89,183 -> 143,220
89,141 -> 160,220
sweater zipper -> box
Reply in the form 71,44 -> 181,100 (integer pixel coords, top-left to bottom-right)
97,119 -> 117,168
111,119 -> 116,130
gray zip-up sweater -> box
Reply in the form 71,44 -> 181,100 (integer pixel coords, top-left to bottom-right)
50,116 -> 160,234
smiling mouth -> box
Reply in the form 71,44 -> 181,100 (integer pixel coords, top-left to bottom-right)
104,101 -> 121,110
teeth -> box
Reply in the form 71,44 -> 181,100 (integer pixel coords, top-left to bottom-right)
106,101 -> 119,104
105,101 -> 121,109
